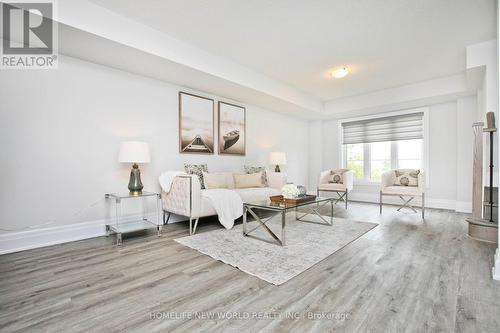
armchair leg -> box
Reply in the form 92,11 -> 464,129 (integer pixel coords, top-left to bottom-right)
379,191 -> 383,214
345,189 -> 348,209
422,193 -> 425,219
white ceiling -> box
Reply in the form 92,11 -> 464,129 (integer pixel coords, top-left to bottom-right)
88,0 -> 496,101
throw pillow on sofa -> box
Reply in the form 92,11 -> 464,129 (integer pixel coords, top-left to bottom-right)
202,172 -> 228,189
394,169 -> 420,186
184,164 -> 208,189
244,166 -> 268,186
234,172 -> 264,188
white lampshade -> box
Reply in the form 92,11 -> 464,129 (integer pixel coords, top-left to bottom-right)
269,152 -> 286,165
118,141 -> 151,163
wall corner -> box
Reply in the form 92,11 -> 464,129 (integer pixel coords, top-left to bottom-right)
493,248 -> 500,280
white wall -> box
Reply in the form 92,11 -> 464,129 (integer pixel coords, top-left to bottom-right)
456,97 -> 477,212
312,99 -> 477,211
308,120 -> 323,190
0,55 -> 309,236
493,0 -> 499,281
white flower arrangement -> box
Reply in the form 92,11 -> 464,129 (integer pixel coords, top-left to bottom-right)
281,184 -> 300,199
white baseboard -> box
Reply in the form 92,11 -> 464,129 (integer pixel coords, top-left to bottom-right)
494,249 -> 500,281
0,213 -> 164,255
455,201 -> 473,213
347,192 -> 461,211
0,196 -> 472,255
0,219 -> 107,255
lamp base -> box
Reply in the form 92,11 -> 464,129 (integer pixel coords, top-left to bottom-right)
128,163 -> 144,195
129,190 -> 143,196
275,165 -> 281,173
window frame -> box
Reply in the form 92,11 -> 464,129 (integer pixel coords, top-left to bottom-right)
338,108 -> 429,186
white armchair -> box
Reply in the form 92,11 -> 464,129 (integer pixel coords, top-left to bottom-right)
317,169 -> 354,209
380,170 -> 425,218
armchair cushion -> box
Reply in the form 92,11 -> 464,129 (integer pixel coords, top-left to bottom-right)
394,169 -> 420,186
381,170 -> 424,196
318,169 -> 353,191
318,183 -> 347,191
382,185 -> 422,196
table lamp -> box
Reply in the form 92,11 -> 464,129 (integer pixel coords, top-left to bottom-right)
269,152 -> 286,172
118,141 -> 151,195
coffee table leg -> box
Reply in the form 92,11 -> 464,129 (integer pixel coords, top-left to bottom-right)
281,211 -> 286,246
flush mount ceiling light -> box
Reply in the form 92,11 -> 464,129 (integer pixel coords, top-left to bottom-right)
330,66 -> 350,79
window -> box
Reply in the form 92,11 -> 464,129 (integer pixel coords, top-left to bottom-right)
370,141 -> 391,180
341,112 -> 425,182
345,143 -> 364,179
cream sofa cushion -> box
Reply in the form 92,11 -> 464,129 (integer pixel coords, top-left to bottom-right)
234,187 -> 281,203
244,166 -> 268,186
233,172 -> 263,188
202,172 -> 228,189
224,172 -> 235,189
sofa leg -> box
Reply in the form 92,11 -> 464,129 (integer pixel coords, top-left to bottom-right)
163,211 -> 171,225
190,218 -> 200,235
193,218 -> 200,235
379,191 -> 383,214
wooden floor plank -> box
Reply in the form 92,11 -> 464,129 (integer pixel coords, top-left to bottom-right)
0,202 -> 498,333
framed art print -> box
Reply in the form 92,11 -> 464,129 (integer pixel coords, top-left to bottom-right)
179,92 -> 214,154
218,101 -> 246,155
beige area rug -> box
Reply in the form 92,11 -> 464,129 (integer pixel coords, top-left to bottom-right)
175,214 -> 377,285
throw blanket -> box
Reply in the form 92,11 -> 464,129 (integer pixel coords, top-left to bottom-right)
202,189 -> 243,229
159,171 -> 186,193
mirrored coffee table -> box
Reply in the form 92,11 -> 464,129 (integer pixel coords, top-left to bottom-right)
242,197 -> 334,246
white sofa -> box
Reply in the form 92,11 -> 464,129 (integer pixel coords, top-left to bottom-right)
317,169 -> 354,209
162,172 -> 287,234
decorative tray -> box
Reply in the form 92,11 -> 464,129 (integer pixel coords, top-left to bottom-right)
269,195 -> 317,204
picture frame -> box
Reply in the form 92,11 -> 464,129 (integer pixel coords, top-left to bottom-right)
179,92 -> 215,154
218,101 -> 246,156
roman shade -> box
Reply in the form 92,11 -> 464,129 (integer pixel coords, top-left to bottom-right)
342,112 -> 424,144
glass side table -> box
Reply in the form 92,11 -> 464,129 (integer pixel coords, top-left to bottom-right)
105,191 -> 162,245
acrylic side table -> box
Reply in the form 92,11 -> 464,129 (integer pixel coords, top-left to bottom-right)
105,191 -> 162,245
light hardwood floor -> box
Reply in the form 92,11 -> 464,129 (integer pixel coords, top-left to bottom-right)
0,202 -> 499,333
